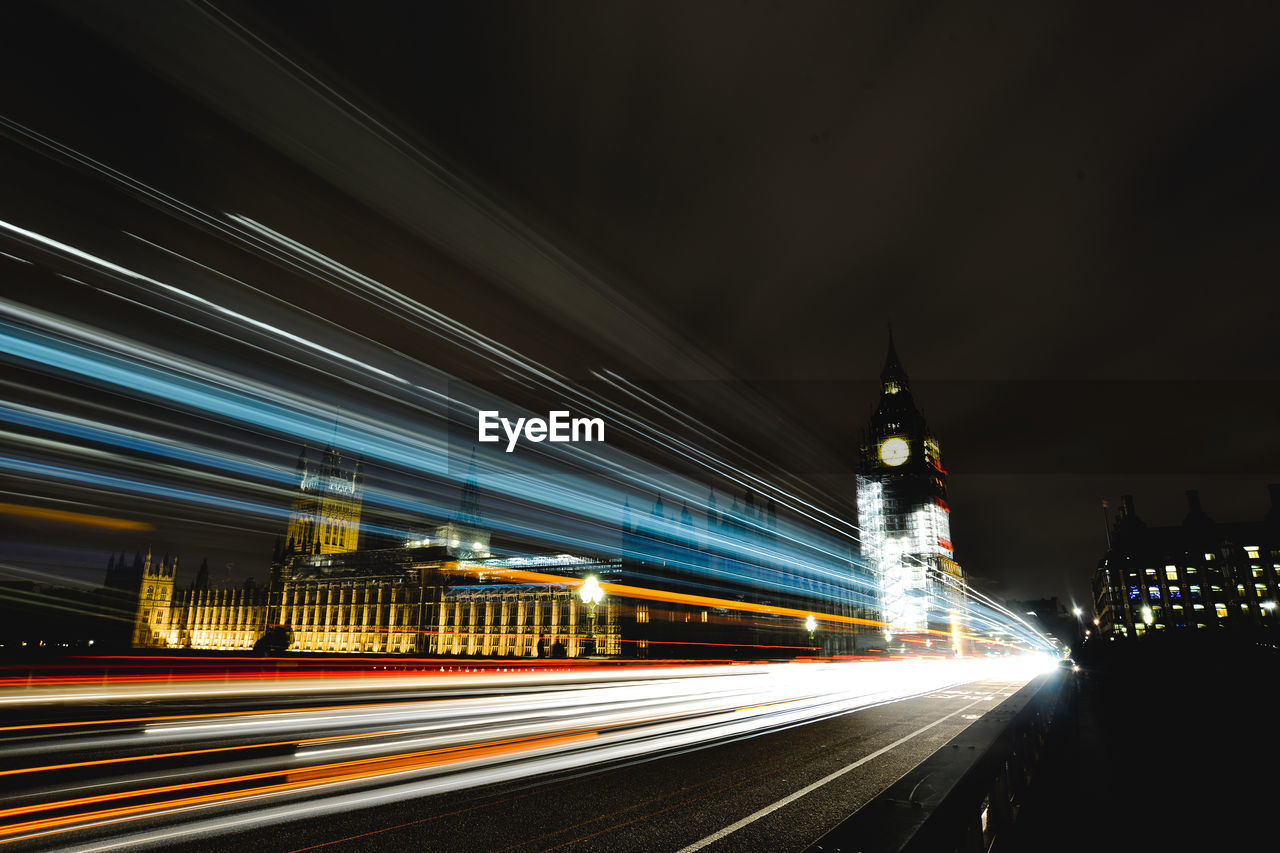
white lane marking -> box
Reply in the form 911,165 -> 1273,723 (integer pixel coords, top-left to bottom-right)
676,697 -> 985,852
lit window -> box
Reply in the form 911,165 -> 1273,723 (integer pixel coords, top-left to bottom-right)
1215,603 -> 1228,618
1205,553 -> 1215,561
1186,567 -> 1197,576
1165,566 -> 1178,581
1245,546 -> 1261,559
1145,568 -> 1157,578
1256,584 -> 1267,598
1193,603 -> 1204,610
1253,567 -> 1264,578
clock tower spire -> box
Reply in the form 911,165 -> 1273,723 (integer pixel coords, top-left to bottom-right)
856,332 -> 964,645
881,327 -> 910,396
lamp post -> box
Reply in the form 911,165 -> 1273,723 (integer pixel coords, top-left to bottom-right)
805,614 -> 817,652
579,576 -> 604,657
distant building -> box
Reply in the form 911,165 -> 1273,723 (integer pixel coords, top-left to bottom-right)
856,333 -> 965,644
1091,487 -> 1280,640
1007,597 -> 1077,650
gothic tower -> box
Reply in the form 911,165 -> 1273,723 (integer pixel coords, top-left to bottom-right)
856,333 -> 963,639
132,549 -> 176,648
283,443 -> 364,557
431,449 -> 491,558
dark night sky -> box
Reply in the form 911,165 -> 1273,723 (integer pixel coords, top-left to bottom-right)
4,1 -> 1280,607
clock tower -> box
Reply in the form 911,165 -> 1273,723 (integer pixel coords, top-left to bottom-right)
856,333 -> 964,641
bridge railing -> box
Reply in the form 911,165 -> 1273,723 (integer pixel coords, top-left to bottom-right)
808,667 -> 1076,853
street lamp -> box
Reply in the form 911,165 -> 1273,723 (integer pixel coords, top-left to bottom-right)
805,614 -> 817,651
579,576 -> 604,657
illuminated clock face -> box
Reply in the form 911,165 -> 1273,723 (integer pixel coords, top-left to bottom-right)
879,437 -> 910,467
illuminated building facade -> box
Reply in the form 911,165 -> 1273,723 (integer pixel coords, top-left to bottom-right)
132,550 -> 180,648
130,545 -> 622,655
856,334 -> 964,640
281,443 -> 363,557
1091,488 -> 1280,640
434,556 -> 623,658
128,445 -> 620,656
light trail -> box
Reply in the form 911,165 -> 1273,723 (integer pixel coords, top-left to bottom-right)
0,657 -> 1054,849
0,295 -> 876,611
0,502 -> 152,532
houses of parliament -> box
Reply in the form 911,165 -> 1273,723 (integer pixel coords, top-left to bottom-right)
116,443 -> 630,657
116,444 -> 819,658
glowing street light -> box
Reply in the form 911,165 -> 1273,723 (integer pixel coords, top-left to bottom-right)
579,576 -> 604,656
579,575 -> 603,607
1141,605 -> 1154,626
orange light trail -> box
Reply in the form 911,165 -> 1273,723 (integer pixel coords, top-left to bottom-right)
0,729 -> 400,780
0,731 -> 597,840
0,500 -> 154,531
450,562 -> 884,630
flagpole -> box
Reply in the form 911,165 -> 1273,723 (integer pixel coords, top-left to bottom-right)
1100,499 -> 1112,550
